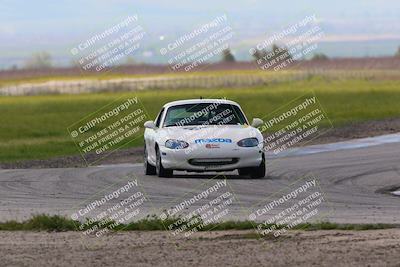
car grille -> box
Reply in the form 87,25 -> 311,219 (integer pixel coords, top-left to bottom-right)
188,158 -> 239,166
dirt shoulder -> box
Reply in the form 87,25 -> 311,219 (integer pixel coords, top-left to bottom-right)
1,117 -> 400,169
0,229 -> 399,266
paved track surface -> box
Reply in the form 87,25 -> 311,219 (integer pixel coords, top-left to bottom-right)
0,140 -> 399,223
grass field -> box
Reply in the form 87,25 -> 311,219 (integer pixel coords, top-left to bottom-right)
2,69 -> 400,87
0,214 -> 397,231
0,69 -> 275,87
1,75 -> 400,162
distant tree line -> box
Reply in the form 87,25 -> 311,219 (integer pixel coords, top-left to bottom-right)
222,48 -> 235,62
24,52 -> 53,69
12,44 -> 400,71
311,53 -> 329,61
251,44 -> 293,67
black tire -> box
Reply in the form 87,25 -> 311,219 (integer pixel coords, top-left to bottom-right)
250,153 -> 266,179
144,145 -> 156,175
156,147 -> 173,178
238,168 -> 251,176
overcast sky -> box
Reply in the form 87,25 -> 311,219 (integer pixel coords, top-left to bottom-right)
1,0 -> 400,67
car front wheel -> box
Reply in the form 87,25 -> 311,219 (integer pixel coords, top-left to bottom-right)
156,147 -> 173,178
144,145 -> 156,175
249,153 -> 266,179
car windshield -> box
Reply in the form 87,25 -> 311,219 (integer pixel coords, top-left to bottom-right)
163,103 -> 247,127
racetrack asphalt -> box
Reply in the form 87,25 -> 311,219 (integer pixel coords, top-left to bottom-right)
0,136 -> 399,223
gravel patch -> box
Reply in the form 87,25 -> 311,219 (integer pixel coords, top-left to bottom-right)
1,229 -> 399,266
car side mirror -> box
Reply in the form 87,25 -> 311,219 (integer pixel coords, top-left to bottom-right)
144,120 -> 157,129
251,118 -> 264,128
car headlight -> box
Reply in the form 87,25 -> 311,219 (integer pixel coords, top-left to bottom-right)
237,138 -> 259,147
165,139 -> 189,149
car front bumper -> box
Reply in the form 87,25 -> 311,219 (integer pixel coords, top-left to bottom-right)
159,144 -> 264,171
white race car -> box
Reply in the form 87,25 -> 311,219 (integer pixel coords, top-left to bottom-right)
143,99 -> 265,178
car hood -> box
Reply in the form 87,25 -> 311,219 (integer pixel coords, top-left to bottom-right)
158,125 -> 262,144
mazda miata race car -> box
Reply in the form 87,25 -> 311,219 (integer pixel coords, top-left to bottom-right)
143,99 -> 265,178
